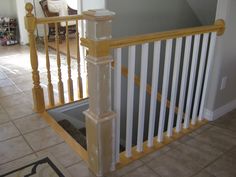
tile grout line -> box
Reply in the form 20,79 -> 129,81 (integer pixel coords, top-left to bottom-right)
33,141 -> 66,154
0,153 -> 37,167
10,118 -> 65,162
10,119 -> 37,154
64,159 -> 84,169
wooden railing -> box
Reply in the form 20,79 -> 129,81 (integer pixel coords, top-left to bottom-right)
25,3 -> 85,111
26,3 -> 225,176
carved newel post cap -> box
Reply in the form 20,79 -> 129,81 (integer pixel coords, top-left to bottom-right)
25,3 -> 34,16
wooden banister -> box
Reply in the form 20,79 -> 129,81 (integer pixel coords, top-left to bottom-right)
36,15 -> 84,24
25,3 -> 45,113
110,19 -> 225,48
111,63 -> 179,114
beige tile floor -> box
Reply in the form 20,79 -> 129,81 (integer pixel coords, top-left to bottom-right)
0,45 -> 236,177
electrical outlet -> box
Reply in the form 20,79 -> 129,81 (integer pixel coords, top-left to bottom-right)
220,76 -> 227,90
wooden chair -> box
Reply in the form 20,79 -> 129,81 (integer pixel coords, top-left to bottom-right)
39,0 -> 77,41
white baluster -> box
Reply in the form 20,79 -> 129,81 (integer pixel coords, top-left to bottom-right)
176,36 -> 192,132
184,34 -> 200,129
167,38 -> 182,137
158,39 -> 173,142
191,33 -> 210,125
199,32 -> 217,121
148,41 -> 161,147
114,48 -> 122,162
125,45 -> 136,157
137,43 -> 149,152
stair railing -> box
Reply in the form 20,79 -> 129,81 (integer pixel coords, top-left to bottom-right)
82,12 -> 225,173
26,3 -> 225,176
25,3 -> 85,112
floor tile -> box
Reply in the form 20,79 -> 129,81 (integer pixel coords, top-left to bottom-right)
0,72 -> 7,80
147,154 -> 198,177
177,134 -> 193,143
14,114 -> 48,134
167,144 -> 217,168
0,92 -> 32,108
212,109 -> 236,132
0,111 -> 10,125
0,85 -> 21,98
4,103 -> 34,120
205,154 -> 236,177
123,165 -> 160,177
184,138 -> 223,157
67,161 -> 96,177
0,136 -> 33,165
225,146 -> 236,159
5,70 -> 31,80
36,142 -> 82,168
209,126 -> 236,138
24,127 -> 63,151
0,154 -> 37,174
10,74 -> 32,84
16,81 -> 33,92
140,146 -> 171,163
0,122 -> 20,141
193,170 -> 216,177
112,160 -> 143,177
0,105 -> 4,112
189,124 -> 213,137
0,79 -> 13,88
166,140 -> 182,149
194,126 -> 236,152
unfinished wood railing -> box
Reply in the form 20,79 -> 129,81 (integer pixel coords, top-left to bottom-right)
25,3 -> 85,112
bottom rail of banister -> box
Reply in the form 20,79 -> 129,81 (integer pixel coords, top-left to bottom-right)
116,119 -> 208,169
40,111 -> 89,162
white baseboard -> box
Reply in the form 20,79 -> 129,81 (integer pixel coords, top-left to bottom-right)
204,99 -> 236,121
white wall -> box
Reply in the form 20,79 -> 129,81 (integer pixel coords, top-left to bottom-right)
0,0 -> 17,18
16,0 -> 29,45
186,0 -> 217,25
205,0 -> 236,119
107,0 -> 201,38
82,0 -> 105,11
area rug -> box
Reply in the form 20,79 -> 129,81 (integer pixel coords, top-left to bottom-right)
1,155 -> 71,177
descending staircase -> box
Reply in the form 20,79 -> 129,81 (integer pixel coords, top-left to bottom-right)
25,1 -> 225,177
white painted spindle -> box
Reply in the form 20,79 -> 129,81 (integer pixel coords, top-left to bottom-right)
183,34 -> 200,129
176,36 -> 192,132
167,38 -> 182,137
148,41 -> 161,147
199,32 -> 217,121
191,33 -> 210,125
125,45 -> 136,157
114,48 -> 122,162
157,39 -> 173,142
137,43 -> 149,152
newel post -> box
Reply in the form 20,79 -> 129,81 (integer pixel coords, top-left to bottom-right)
82,10 -> 116,176
25,3 -> 45,113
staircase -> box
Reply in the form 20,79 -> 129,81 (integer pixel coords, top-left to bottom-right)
25,2 -> 225,177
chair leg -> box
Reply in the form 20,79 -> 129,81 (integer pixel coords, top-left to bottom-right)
48,27 -> 54,41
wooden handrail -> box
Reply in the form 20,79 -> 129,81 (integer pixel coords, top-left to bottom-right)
110,19 -> 225,48
111,62 -> 179,114
36,15 -> 84,24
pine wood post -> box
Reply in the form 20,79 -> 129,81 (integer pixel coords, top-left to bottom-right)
25,3 -> 45,113
82,10 -> 116,176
